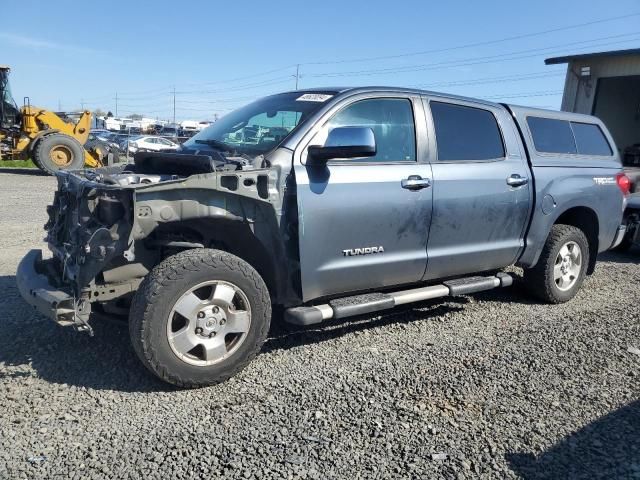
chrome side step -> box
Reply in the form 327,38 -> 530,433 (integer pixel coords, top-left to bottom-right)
284,273 -> 513,326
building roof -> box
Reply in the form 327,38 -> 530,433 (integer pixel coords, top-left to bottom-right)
545,48 -> 640,65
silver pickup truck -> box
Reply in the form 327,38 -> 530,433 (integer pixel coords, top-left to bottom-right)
17,87 -> 629,387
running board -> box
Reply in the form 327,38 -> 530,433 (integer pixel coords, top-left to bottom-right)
284,273 -> 513,326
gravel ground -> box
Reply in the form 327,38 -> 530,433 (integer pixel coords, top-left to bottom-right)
0,169 -> 638,479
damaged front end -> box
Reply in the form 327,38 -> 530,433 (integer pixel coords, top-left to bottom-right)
18,167 -> 135,334
17,150 -> 298,334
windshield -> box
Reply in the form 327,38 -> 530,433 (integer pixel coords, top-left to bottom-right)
183,91 -> 335,155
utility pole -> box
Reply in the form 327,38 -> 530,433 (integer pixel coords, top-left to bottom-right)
57,99 -> 61,111
80,98 -> 85,111
172,86 -> 176,137
115,92 -> 118,116
295,64 -> 300,90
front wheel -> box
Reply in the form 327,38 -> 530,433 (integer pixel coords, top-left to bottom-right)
129,249 -> 271,388
523,224 -> 590,304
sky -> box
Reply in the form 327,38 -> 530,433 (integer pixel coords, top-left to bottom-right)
2,0 -> 639,121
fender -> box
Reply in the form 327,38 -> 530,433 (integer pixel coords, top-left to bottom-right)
518,167 -> 623,269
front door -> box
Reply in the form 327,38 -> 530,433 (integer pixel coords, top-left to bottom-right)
294,96 -> 433,301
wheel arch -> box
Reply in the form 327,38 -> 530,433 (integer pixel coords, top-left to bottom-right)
142,217 -> 295,305
520,200 -> 602,275
554,206 -> 599,275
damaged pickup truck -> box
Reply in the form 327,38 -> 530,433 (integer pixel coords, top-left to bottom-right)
17,88 -> 630,387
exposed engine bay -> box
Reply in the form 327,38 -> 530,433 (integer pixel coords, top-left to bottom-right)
38,149 -> 288,332
82,150 -> 264,187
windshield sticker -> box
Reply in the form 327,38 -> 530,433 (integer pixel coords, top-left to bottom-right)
296,93 -> 333,102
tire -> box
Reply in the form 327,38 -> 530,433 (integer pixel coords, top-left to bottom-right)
32,133 -> 85,174
29,139 -> 45,170
523,224 -> 590,304
129,249 -> 271,388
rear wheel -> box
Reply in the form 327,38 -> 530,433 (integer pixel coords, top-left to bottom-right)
32,134 -> 85,174
129,249 -> 271,388
523,224 -> 589,303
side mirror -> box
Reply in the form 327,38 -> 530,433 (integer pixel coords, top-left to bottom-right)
307,127 -> 376,165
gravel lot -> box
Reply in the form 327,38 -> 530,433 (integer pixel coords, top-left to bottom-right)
0,169 -> 638,479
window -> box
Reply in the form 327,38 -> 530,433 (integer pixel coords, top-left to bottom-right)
527,117 -> 577,154
430,101 -> 505,161
527,117 -> 613,156
184,92 -> 332,155
325,98 -> 416,162
571,122 -> 612,156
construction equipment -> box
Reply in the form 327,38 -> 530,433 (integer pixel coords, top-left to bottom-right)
0,65 -> 116,174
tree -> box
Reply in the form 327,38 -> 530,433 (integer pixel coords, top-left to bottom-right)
127,113 -> 143,121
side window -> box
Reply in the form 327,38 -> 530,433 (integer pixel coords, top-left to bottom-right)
325,98 -> 416,162
146,138 -> 157,144
571,122 -> 612,156
526,117 -> 577,154
430,101 -> 505,161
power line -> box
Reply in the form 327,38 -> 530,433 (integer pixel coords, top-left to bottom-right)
308,33 -> 640,78
72,12 -> 639,108
483,90 -> 564,99
412,70 -> 566,89
177,65 -> 297,87
303,12 -> 640,65
176,76 -> 293,95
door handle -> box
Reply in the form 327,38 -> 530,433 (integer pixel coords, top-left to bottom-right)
402,175 -> 431,191
506,174 -> 528,187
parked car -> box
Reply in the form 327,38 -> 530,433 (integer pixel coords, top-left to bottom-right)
128,135 -> 179,154
90,129 -> 113,137
178,128 -> 197,138
86,133 -> 121,155
159,125 -> 179,137
17,87 -> 628,388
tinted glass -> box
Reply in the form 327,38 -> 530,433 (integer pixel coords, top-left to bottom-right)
571,122 -> 612,156
430,102 -> 505,161
527,117 -> 577,154
327,98 -> 416,162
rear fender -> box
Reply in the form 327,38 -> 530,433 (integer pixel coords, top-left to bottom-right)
518,167 -> 624,269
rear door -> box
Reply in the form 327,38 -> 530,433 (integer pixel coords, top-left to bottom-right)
294,94 -> 433,301
422,97 -> 532,280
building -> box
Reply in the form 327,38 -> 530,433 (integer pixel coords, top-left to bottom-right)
545,48 -> 640,173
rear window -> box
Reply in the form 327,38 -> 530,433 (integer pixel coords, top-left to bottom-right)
526,116 -> 612,156
431,102 -> 505,161
571,122 -> 612,156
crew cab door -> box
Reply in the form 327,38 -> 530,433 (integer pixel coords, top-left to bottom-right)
294,95 -> 433,301
422,97 -> 532,280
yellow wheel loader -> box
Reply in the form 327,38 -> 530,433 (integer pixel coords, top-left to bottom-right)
0,65 -> 117,174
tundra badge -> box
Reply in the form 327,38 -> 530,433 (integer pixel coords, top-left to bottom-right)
342,246 -> 385,257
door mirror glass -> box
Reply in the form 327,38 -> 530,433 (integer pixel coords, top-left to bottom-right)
307,126 -> 376,164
